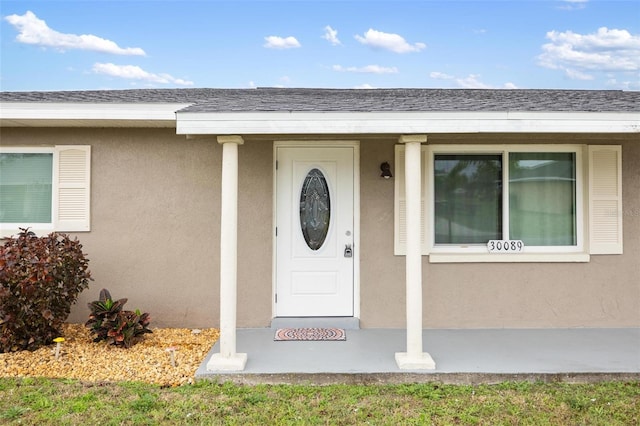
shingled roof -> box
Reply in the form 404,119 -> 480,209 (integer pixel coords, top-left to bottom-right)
1,88 -> 639,113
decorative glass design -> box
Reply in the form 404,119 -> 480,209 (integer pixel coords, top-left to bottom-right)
300,168 -> 331,250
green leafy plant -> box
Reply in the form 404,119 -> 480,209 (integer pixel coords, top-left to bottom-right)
86,288 -> 151,348
0,228 -> 92,353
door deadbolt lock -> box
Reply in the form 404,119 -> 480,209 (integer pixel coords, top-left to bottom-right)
344,244 -> 353,258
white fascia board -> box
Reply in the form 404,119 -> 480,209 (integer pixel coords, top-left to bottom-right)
0,103 -> 191,122
176,111 -> 640,135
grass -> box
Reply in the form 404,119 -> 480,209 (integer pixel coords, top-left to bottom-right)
0,378 -> 638,425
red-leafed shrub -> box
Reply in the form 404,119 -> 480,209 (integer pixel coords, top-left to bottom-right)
0,229 -> 92,353
86,288 -> 152,348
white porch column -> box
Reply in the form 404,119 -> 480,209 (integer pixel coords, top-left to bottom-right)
207,135 -> 247,371
395,134 -> 435,370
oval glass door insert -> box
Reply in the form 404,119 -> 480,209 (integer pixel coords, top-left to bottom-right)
300,168 -> 331,250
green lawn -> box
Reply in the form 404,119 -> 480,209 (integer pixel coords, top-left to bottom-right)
1,378 -> 638,425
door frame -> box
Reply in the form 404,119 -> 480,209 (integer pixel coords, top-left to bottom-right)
272,140 -> 360,319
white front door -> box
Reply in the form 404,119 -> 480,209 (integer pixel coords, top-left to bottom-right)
276,146 -> 354,317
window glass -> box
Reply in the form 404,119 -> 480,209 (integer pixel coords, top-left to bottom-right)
434,154 -> 502,244
509,152 -> 576,246
0,153 -> 53,223
300,168 -> 331,250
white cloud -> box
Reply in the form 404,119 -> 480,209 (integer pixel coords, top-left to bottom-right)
264,36 -> 301,49
606,77 -> 640,90
332,64 -> 398,74
355,29 -> 425,53
538,27 -> 640,79
92,63 -> 193,85
429,71 -> 454,80
557,0 -> 588,10
322,26 -> 341,46
354,84 -> 375,89
430,71 -> 517,89
564,68 -> 594,80
455,74 -> 493,89
4,11 -> 145,56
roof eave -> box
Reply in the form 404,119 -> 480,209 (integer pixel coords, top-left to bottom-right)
0,102 -> 191,128
176,111 -> 640,135
1,105 -> 637,133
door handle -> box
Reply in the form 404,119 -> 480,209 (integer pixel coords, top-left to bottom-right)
344,244 -> 353,258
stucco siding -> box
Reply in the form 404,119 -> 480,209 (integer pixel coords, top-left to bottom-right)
359,138 -> 406,327
359,135 -> 639,328
2,128 -> 223,327
1,128 -> 637,329
236,141 -> 273,327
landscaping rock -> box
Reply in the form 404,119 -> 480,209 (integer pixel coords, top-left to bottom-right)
0,323 -> 219,387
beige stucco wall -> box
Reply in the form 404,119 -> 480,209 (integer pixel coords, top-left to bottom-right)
1,128 -> 638,329
359,134 -> 640,328
4,128 -> 224,327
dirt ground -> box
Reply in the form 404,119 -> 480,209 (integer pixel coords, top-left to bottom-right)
0,324 -> 220,386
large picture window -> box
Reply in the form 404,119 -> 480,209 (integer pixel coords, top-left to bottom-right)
434,151 -> 577,247
395,144 -> 623,261
430,147 -> 581,254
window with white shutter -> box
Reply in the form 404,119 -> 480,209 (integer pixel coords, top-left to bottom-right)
0,145 -> 91,237
394,143 -> 623,261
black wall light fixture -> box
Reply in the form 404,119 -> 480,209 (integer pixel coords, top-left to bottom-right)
380,162 -> 393,179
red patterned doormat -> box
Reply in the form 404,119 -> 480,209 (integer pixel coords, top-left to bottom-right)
274,327 -> 346,341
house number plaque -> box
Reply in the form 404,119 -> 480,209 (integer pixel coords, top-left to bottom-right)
487,240 -> 524,253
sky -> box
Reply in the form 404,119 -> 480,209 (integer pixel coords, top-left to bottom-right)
1,0 -> 639,92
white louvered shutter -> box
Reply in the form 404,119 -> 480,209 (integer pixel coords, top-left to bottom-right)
589,145 -> 622,254
54,145 -> 91,232
394,144 -> 428,255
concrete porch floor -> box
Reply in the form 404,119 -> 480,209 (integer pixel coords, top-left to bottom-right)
196,327 -> 640,385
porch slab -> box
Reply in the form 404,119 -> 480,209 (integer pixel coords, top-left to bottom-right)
195,328 -> 640,385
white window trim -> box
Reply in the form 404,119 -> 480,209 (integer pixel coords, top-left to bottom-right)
0,145 -> 90,238
394,143 -> 624,263
428,145 -> 586,258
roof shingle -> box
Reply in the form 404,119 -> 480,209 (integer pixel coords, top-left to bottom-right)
1,88 -> 638,113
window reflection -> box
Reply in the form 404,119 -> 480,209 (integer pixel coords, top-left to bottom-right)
509,153 -> 576,246
434,154 -> 502,244
0,153 -> 53,223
